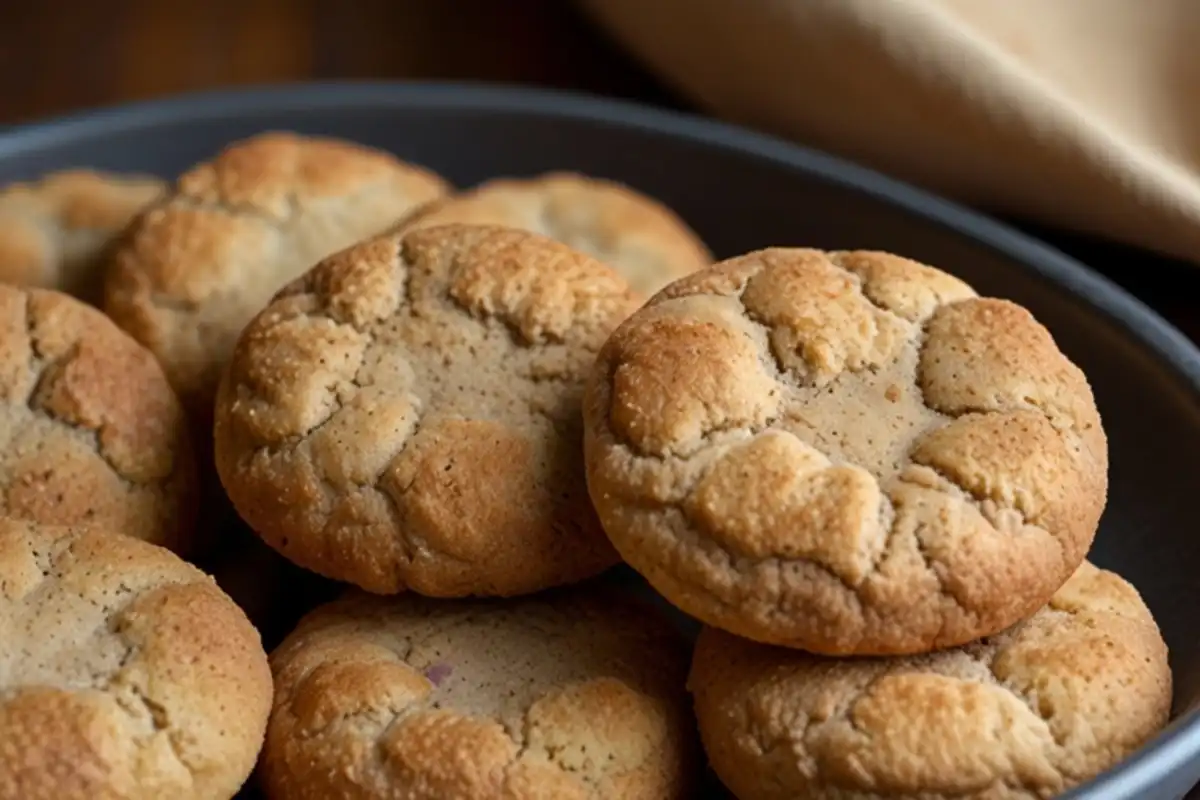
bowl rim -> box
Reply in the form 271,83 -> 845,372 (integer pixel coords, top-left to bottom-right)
2,80 -> 1197,798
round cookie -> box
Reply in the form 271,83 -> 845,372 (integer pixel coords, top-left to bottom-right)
214,224 -> 640,596
0,519 -> 273,800
262,584 -> 697,799
688,561 -> 1172,800
0,169 -> 164,304
583,248 -> 1108,655
0,284 -> 196,553
393,172 -> 711,297
104,131 -> 451,419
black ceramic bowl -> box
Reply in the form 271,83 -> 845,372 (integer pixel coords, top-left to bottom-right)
1,83 -> 1197,800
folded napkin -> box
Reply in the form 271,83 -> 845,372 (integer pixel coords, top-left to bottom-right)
578,0 -> 1200,265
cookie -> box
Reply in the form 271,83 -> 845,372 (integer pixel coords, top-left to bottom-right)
583,248 -> 1108,655
104,131 -> 451,419
0,284 -> 196,553
0,519 -> 273,800
262,583 -> 697,799
214,224 -> 639,596
688,561 -> 1171,800
0,169 -> 164,304
393,172 -> 711,297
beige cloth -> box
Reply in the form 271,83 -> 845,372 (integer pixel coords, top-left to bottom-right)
578,0 -> 1200,264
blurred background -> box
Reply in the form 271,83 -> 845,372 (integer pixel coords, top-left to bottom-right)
0,1 -> 676,124
2,0 -> 1199,340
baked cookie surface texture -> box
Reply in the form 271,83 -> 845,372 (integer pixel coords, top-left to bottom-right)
263,584 -> 697,799
688,561 -> 1171,800
584,248 -> 1108,655
394,172 -> 711,297
0,519 -> 273,800
215,224 -> 640,596
104,131 -> 450,417
0,284 -> 196,553
0,169 -> 164,304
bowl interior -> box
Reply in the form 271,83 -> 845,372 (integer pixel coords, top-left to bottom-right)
1,85 -> 1197,799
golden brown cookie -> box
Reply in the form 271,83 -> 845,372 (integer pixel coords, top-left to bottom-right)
393,172 -> 711,297
0,284 -> 196,553
104,131 -> 451,419
689,561 -> 1171,800
214,224 -> 639,596
0,169 -> 164,304
262,583 -> 697,799
0,519 -> 273,800
584,248 -> 1108,655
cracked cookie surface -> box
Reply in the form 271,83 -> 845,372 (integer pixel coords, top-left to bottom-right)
688,561 -> 1171,800
0,170 -> 164,305
392,172 -> 711,297
103,131 -> 450,419
583,248 -> 1108,655
0,284 -> 196,553
262,582 -> 697,799
0,519 -> 273,800
214,224 -> 640,596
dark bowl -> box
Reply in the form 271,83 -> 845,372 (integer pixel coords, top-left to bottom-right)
1,82 -> 1197,800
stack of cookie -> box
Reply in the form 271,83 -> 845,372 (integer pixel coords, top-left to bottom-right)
582,250 -> 1175,799
206,156 -> 711,798
0,130 -> 1173,800
0,170 -> 273,799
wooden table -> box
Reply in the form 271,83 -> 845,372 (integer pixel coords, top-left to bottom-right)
3,2 -> 1197,797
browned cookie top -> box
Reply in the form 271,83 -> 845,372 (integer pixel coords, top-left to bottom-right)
104,131 -> 451,417
0,284 -> 196,553
215,224 -> 640,596
0,520 -> 273,800
263,584 -> 696,799
584,248 -> 1108,655
394,172 -> 711,297
0,169 -> 164,304
689,561 -> 1171,800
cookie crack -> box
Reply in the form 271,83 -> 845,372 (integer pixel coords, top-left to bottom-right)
598,341 -> 773,465
737,258 -> 917,394
21,290 -> 37,381
908,514 -> 973,638
905,456 -> 1042,537
663,498 -> 870,636
972,642 -> 1073,753
18,402 -> 151,494
446,242 -> 579,348
96,577 -> 203,688
501,702 -> 537,779
16,291 -> 175,492
826,252 -> 912,325
10,554 -> 211,781
909,305 -> 1089,463
241,241 -> 407,460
